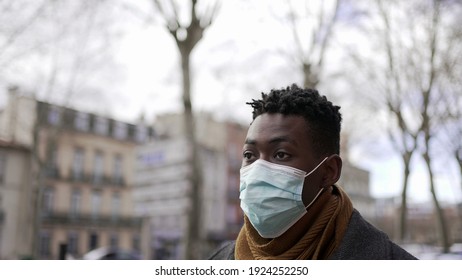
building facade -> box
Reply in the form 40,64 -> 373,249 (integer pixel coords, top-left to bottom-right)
338,161 -> 376,223
0,92 -> 154,259
223,122 -> 247,240
134,113 -> 246,259
0,140 -> 33,259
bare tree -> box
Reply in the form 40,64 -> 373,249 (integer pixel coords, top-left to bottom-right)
346,0 -> 421,242
284,0 -> 341,89
443,70 -> 462,202
151,0 -> 220,259
414,0 -> 451,253
0,1 -> 47,61
349,0 -> 458,251
436,2 -> 462,233
441,1 -> 462,191
1,0 -> 125,105
375,0 -> 425,244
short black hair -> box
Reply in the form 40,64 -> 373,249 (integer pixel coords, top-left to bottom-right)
247,84 -> 342,157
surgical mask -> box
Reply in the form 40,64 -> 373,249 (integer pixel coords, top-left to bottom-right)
239,157 -> 328,238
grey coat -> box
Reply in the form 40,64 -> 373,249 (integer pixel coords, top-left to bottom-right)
208,210 -> 417,260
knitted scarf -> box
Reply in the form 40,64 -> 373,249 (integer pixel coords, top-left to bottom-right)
235,185 -> 353,260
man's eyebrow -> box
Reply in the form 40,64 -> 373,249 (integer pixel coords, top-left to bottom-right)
244,138 -> 256,145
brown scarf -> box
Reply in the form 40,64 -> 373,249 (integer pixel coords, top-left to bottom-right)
235,185 -> 353,260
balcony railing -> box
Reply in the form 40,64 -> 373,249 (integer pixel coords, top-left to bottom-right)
41,212 -> 142,228
70,171 -> 87,183
68,172 -> 127,187
43,167 -> 127,187
45,166 -> 61,179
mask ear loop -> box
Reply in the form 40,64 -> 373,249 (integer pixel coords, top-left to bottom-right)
304,157 -> 329,178
303,156 -> 329,210
304,187 -> 326,210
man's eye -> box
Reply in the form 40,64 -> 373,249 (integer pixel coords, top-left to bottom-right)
275,152 -> 289,160
243,151 -> 254,160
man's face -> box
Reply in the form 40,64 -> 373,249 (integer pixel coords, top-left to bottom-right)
241,113 -> 326,206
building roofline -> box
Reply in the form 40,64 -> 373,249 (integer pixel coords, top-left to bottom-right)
0,138 -> 31,151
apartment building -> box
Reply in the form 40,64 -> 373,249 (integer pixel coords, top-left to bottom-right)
134,113 -> 247,259
0,91 -> 154,259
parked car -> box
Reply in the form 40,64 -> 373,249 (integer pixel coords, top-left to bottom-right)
82,247 -> 141,260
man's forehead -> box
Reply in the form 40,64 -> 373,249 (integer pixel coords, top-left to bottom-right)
249,113 -> 307,129
245,114 -> 308,142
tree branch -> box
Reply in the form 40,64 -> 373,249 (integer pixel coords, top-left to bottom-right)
0,0 -> 48,57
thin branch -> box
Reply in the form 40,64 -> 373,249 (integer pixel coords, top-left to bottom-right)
120,2 -> 157,26
0,0 -> 49,57
152,0 -> 181,35
190,0 -> 199,26
316,0 -> 341,69
287,0 -> 307,63
200,0 -> 220,28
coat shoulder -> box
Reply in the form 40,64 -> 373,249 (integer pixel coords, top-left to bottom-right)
208,241 -> 236,260
331,210 -> 417,260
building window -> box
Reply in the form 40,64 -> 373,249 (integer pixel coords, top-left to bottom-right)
42,187 -> 54,217
70,189 -> 81,219
111,192 -> 120,221
89,232 -> 99,251
74,112 -> 89,131
109,233 -> 118,249
114,122 -> 127,140
72,147 -> 85,181
92,151 -> 104,185
39,231 -> 51,258
49,146 -> 58,167
91,191 -> 101,219
94,116 -> 108,135
0,152 -> 6,184
48,106 -> 60,125
135,124 -> 147,143
113,154 -> 123,185
46,146 -> 59,178
67,232 -> 79,256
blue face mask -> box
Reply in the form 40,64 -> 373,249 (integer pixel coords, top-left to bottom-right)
239,157 -> 328,238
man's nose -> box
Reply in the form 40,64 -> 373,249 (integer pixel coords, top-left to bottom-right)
258,153 -> 272,162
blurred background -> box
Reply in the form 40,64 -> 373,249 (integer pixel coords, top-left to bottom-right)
0,0 -> 461,260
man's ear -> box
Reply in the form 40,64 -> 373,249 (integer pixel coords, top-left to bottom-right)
321,154 -> 342,188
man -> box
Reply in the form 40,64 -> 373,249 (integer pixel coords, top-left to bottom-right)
209,84 -> 416,260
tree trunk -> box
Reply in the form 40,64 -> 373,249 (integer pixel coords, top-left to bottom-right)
423,150 -> 450,253
303,63 -> 319,89
457,153 -> 462,228
457,151 -> 462,199
399,153 -> 412,242
151,0 -> 219,259
179,46 -> 203,260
